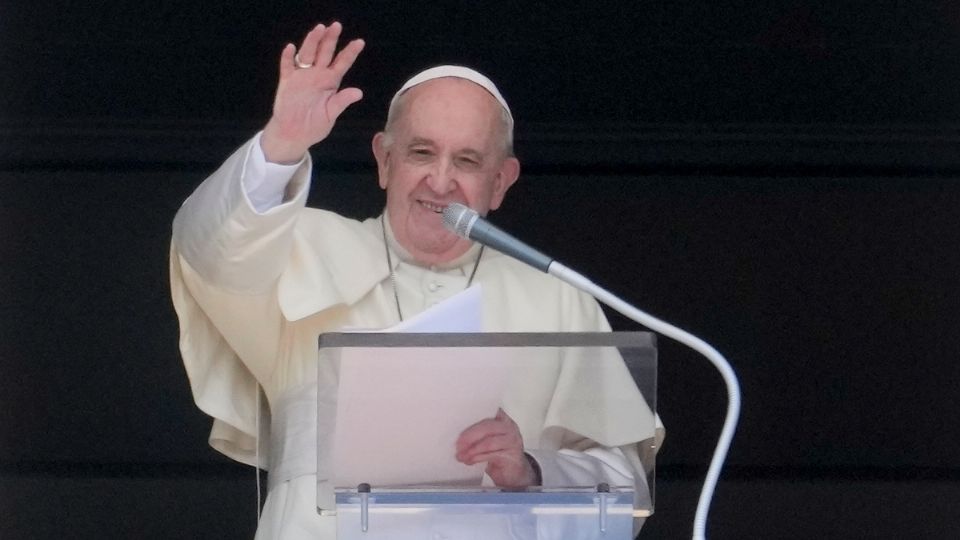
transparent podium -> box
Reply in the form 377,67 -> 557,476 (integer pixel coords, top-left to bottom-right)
317,332 -> 657,539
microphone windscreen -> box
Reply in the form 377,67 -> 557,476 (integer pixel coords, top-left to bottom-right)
441,203 -> 477,239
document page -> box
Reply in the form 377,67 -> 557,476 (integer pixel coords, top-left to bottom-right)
331,285 -> 511,487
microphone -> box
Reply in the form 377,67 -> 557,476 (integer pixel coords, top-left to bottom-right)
442,203 -> 553,273
442,201 -> 740,540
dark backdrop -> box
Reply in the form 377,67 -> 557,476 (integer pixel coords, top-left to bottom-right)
3,1 -> 959,538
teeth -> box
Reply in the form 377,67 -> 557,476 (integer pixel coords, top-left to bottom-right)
420,201 -> 445,213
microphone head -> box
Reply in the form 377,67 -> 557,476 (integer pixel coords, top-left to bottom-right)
442,203 -> 478,239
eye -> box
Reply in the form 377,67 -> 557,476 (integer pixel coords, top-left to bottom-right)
457,156 -> 481,168
409,147 -> 433,159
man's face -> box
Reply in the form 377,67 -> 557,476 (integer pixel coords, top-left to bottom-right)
372,78 -> 520,266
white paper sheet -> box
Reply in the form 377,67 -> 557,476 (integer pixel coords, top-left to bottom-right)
389,284 -> 483,333
331,285 -> 511,487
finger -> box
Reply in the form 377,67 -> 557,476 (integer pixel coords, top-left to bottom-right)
296,23 -> 326,66
326,87 -> 364,120
331,38 -> 365,77
457,433 -> 521,463
278,43 -> 296,79
457,410 -> 517,448
482,452 -> 534,488
456,419 -> 509,452
466,448 -> 525,467
315,21 -> 343,68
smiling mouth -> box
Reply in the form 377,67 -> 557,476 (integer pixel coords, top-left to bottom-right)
418,200 -> 445,214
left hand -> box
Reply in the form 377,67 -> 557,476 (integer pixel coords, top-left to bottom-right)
455,408 -> 537,488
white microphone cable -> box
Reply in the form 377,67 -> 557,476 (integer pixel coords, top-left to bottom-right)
549,262 -> 740,540
443,203 -> 741,540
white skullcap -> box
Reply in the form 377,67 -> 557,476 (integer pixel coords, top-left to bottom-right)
389,65 -> 513,120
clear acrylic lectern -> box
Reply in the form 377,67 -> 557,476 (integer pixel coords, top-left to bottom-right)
317,332 -> 657,540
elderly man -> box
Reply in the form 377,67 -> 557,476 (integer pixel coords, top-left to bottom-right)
171,22 -> 658,539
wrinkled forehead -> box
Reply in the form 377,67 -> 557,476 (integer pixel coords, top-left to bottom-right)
389,65 -> 513,121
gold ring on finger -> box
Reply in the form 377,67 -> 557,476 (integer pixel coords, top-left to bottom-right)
294,52 -> 314,69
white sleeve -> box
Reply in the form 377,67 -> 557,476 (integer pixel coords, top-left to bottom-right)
243,132 -> 307,214
526,447 -> 635,488
172,134 -> 312,292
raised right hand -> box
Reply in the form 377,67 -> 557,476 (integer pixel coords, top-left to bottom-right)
261,22 -> 365,164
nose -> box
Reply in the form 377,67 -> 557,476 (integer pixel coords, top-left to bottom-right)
425,158 -> 457,195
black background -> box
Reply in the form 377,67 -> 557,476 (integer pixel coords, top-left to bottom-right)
2,1 -> 960,538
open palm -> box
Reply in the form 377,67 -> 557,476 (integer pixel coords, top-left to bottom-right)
261,22 -> 365,164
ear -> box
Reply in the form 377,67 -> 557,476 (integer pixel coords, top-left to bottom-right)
488,157 -> 521,211
371,132 -> 390,190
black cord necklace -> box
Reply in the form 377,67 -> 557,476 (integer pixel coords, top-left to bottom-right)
381,215 -> 483,322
